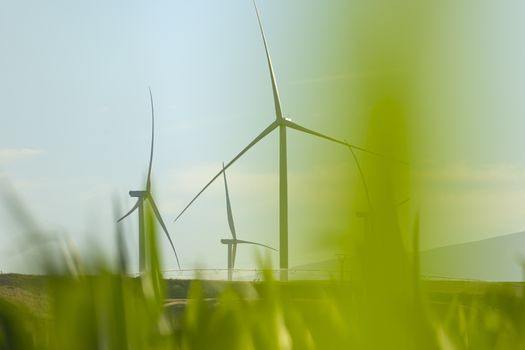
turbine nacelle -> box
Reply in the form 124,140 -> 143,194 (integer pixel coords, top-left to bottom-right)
129,190 -> 148,198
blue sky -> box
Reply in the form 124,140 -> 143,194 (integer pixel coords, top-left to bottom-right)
1,1 -> 525,278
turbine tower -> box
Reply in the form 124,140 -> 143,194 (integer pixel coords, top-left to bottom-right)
220,163 -> 276,281
118,88 -> 181,274
174,2 -> 379,280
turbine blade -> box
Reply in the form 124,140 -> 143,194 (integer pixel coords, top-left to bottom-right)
173,121 -> 278,222
284,119 -> 395,160
222,163 -> 237,240
146,87 -> 155,192
149,196 -> 181,270
347,143 -> 395,160
117,199 -> 141,223
349,147 -> 372,212
284,120 -> 348,147
232,243 -> 237,269
252,0 -> 283,121
236,239 -> 277,251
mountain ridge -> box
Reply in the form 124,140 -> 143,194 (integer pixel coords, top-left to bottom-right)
421,230 -> 525,281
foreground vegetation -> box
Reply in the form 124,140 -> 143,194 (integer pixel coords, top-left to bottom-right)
3,268 -> 525,349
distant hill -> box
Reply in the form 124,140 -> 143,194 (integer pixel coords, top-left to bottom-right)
421,231 -> 525,281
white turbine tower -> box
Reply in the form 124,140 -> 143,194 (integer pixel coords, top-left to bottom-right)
220,163 -> 276,281
117,88 -> 181,274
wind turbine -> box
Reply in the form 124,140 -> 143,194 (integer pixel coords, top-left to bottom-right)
117,88 -> 181,274
219,163 -> 276,281
173,2 -> 380,280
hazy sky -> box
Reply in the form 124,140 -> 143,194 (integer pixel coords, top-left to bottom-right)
1,1 -> 524,277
